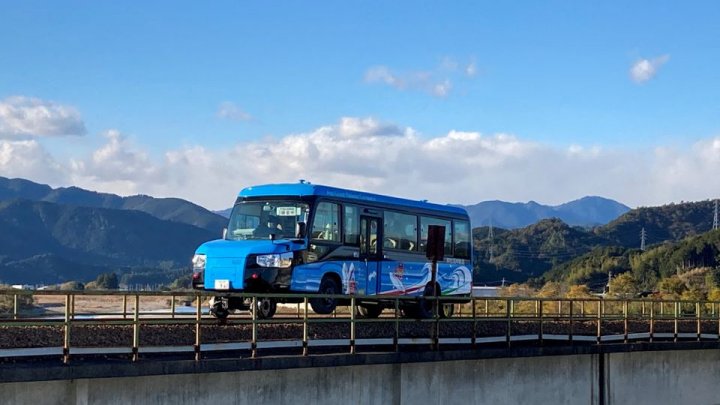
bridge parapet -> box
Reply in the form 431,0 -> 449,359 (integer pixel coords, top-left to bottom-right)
0,289 -> 718,365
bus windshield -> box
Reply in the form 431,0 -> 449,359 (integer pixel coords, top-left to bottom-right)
226,200 -> 309,240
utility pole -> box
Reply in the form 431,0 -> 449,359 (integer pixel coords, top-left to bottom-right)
713,200 -> 718,231
606,271 -> 613,295
640,227 -> 647,251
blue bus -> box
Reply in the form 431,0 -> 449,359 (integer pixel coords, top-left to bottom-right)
191,181 -> 473,319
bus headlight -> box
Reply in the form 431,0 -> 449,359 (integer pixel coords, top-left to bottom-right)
192,254 -> 206,271
256,252 -> 293,268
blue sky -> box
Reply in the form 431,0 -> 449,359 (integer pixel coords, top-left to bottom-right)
0,2 -> 719,209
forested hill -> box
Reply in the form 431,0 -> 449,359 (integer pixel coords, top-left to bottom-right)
0,176 -> 227,235
543,229 -> 720,293
595,200 -> 717,247
473,199 -> 720,286
0,199 -> 216,285
473,218 -> 610,284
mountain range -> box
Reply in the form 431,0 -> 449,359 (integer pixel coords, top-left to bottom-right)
0,177 -> 225,285
462,196 -> 631,229
4,175 -> 711,293
0,177 -> 227,235
216,194 -> 631,229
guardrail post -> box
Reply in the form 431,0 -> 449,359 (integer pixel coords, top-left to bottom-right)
569,300 -> 574,343
303,297 -> 309,356
394,298 -> 399,352
63,293 -> 71,364
171,295 -> 176,319
650,301 -> 654,342
12,294 -> 18,320
696,301 -> 701,341
673,301 -> 679,343
350,297 -> 356,354
471,297 -> 477,348
195,294 -> 201,361
623,300 -> 629,343
506,299 -> 511,347
596,300 -> 602,344
251,296 -> 258,358
538,299 -> 543,344
132,294 -> 140,361
123,295 -> 128,319
71,294 -> 75,320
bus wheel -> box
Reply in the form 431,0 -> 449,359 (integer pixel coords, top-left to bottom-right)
439,302 -> 455,318
417,284 -> 438,319
311,277 -> 339,314
357,304 -> 383,319
256,297 -> 277,319
210,301 -> 229,319
400,306 -> 418,318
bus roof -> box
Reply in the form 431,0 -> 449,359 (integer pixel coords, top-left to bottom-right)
239,182 -> 468,217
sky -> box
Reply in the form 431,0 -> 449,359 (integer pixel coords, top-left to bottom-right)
0,1 -> 719,210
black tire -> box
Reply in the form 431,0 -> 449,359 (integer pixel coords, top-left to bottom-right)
439,302 -> 455,318
311,277 -> 340,314
256,297 -> 277,319
357,304 -> 383,319
210,302 -> 229,319
400,306 -> 417,318
416,284 -> 439,319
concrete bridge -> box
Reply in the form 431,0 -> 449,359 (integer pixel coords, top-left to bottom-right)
2,343 -> 720,405
3,291 -> 720,404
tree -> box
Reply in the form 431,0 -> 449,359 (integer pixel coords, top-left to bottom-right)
609,273 -> 638,298
59,281 -> 84,291
657,275 -> 686,299
565,285 -> 593,299
94,272 -> 119,290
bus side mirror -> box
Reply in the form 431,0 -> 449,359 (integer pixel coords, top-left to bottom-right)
222,228 -> 227,239
296,222 -> 307,238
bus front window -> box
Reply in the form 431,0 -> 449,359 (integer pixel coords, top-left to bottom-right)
226,201 -> 309,240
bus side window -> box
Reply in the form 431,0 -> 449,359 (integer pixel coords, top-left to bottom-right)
384,211 -> 417,251
420,217 -> 451,255
311,202 -> 340,242
454,220 -> 471,259
343,205 -> 359,245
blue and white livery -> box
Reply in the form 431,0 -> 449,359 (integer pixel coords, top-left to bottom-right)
192,181 -> 473,319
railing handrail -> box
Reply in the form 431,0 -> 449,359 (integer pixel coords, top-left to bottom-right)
1,290 -> 719,365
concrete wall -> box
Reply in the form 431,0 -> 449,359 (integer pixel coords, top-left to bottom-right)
2,349 -> 719,405
607,349 -> 720,405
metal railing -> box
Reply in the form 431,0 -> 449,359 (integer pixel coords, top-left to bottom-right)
1,289 -> 719,363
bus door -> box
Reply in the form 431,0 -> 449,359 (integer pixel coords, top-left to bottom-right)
359,215 -> 382,296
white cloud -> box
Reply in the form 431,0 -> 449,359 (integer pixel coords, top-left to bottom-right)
0,140 -> 65,183
364,65 -> 453,98
216,102 -> 253,121
365,56 -> 481,98
2,117 -> 720,211
465,61 -> 477,77
0,96 -> 86,138
630,55 -> 670,83
68,130 -> 164,195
